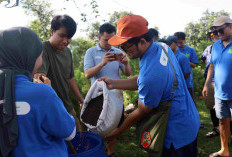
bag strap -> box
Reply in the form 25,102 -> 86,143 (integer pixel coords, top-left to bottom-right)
158,44 -> 178,99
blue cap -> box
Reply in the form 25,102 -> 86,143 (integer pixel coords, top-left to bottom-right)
166,36 -> 178,45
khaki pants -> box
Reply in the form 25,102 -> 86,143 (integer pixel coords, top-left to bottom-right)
206,82 -> 215,110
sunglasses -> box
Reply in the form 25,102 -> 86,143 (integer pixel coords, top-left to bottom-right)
213,24 -> 229,35
210,31 -> 218,37
120,43 -> 134,52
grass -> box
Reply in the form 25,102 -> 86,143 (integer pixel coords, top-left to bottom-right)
114,99 -> 232,157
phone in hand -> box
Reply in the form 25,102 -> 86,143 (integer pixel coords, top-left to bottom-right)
114,53 -> 123,61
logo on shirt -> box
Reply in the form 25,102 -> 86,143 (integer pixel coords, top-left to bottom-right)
186,53 -> 190,57
16,102 -> 31,115
141,131 -> 151,148
160,49 -> 168,66
228,49 -> 232,54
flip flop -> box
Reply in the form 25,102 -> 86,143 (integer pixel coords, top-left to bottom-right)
206,128 -> 220,138
209,152 -> 230,157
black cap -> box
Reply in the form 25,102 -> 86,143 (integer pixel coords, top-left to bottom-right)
166,36 -> 178,45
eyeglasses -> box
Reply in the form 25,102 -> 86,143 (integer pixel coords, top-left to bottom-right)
120,43 -> 134,52
210,31 -> 218,37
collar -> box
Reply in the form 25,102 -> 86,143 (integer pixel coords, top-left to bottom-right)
96,43 -> 115,52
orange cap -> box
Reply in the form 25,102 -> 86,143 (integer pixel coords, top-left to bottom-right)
108,14 -> 149,46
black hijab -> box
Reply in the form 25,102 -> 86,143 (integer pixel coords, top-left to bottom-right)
0,27 -> 42,157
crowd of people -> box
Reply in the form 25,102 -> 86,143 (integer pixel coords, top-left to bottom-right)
0,13 -> 232,157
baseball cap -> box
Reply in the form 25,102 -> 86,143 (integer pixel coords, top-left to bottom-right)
166,36 -> 178,45
108,14 -> 149,46
210,16 -> 232,30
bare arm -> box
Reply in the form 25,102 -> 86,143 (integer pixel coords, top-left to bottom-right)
104,100 -> 153,141
99,76 -> 138,91
120,54 -> 132,76
84,52 -> 115,79
69,77 -> 84,105
202,64 -> 214,97
190,62 -> 196,68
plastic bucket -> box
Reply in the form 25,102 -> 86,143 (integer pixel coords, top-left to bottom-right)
67,131 -> 107,157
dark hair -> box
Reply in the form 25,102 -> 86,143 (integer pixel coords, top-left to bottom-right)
174,32 -> 186,40
99,23 -> 116,35
51,15 -> 77,38
127,31 -> 153,45
149,28 -> 159,38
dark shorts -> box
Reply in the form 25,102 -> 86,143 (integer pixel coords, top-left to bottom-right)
161,138 -> 198,157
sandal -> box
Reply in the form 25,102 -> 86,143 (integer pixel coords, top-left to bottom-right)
206,128 -> 220,138
209,152 -> 230,157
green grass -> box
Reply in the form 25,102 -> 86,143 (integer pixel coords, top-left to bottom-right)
114,99 -> 232,157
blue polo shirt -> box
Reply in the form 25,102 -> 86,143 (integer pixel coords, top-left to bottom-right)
138,42 -> 200,149
210,40 -> 232,100
84,43 -> 124,85
12,75 -> 75,157
174,51 -> 191,86
178,45 -> 198,88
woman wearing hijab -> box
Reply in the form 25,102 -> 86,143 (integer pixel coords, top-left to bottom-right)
0,27 -> 76,157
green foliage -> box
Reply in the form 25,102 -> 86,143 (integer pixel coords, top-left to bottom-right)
86,21 -> 100,43
71,38 -> 95,71
109,11 -> 132,27
22,0 -> 54,41
193,65 -> 205,97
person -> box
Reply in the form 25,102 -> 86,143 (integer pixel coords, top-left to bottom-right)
166,36 -> 191,82
174,32 -> 198,105
201,30 -> 220,138
148,28 -> 159,42
100,14 -> 200,157
84,23 -> 132,157
0,27 -> 76,157
34,15 -> 84,130
202,16 -> 232,157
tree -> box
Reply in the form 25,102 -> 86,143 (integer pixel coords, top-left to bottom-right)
108,11 -> 132,27
21,0 -> 54,41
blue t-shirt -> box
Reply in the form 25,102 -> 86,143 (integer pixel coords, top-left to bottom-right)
178,45 -> 198,88
174,51 -> 191,86
12,75 -> 75,157
210,40 -> 232,100
84,43 -> 124,85
138,42 -> 200,149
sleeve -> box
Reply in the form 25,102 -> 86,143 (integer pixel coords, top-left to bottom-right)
119,62 -> 124,71
42,90 -> 76,139
181,56 -> 191,74
190,47 -> 198,64
70,51 -> 74,78
138,74 -> 164,108
209,45 -> 215,64
36,50 -> 50,75
84,48 -> 95,71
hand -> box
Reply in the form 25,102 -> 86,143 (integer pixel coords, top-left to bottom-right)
98,77 -> 114,89
202,85 -> 208,98
120,53 -> 129,65
80,103 -> 84,109
104,128 -> 120,142
101,52 -> 115,66
34,73 -> 51,86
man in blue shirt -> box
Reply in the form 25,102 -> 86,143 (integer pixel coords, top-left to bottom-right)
84,23 -> 132,156
202,16 -> 232,157
100,14 -> 200,157
166,36 -> 191,83
174,32 -> 198,105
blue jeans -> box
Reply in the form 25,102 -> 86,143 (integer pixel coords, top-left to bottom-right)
215,97 -> 232,119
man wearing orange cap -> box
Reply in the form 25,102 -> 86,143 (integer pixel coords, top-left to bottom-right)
202,16 -> 232,157
100,14 -> 200,157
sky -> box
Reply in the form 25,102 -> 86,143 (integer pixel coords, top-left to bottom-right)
0,0 -> 231,39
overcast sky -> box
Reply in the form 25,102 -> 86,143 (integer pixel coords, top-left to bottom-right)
0,0 -> 231,38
